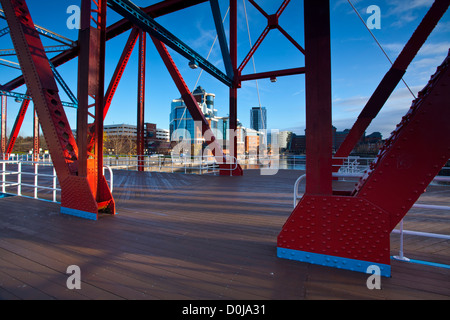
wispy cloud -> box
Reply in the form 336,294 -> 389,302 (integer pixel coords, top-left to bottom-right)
384,42 -> 450,57
385,0 -> 434,27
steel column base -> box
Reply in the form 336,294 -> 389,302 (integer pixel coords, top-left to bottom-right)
277,247 -> 391,277
277,194 -> 392,276
60,207 -> 98,221
219,163 -> 243,176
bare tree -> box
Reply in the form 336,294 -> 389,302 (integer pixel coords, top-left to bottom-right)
104,132 -> 136,155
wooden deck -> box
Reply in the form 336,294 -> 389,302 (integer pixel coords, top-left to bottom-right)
0,169 -> 449,300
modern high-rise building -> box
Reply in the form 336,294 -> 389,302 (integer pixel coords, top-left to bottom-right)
250,106 -> 267,131
170,87 -> 269,157
169,86 -> 218,144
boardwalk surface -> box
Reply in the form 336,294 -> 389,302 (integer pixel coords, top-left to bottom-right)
0,169 -> 449,300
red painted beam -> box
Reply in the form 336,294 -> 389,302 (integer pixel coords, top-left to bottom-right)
229,0 -> 239,167
76,0 -> 93,178
248,0 -> 269,19
33,106 -> 39,162
304,0 -> 333,195
137,30 -> 146,170
5,95 -> 30,157
104,27 -> 139,118
94,0 -> 108,199
151,37 -> 216,143
238,26 -> 270,74
238,0 -> 294,74
0,95 -> 6,157
240,67 -> 305,82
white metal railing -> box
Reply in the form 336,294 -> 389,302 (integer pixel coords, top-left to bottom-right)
332,156 -> 375,174
5,153 -> 52,163
1,160 -> 59,202
103,154 -> 238,175
293,172 -> 450,265
0,160 -> 113,203
102,154 -> 377,173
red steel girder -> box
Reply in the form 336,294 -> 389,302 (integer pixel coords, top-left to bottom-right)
5,94 -> 30,157
104,27 -> 139,118
239,67 -> 305,82
1,95 -> 6,157
304,0 -> 333,195
75,0 -> 114,217
33,106 -> 39,162
229,0 -> 238,162
137,29 -> 146,171
334,0 -> 450,163
238,0 -> 304,75
1,0 -> 208,92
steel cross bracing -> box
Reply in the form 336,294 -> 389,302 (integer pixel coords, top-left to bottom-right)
106,0 -> 233,87
0,90 -> 77,108
0,8 -> 76,47
0,45 -> 73,56
1,0 -> 209,91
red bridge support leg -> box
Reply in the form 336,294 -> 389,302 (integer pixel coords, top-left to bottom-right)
0,95 -> 6,159
137,30 -> 146,171
2,0 -> 114,220
278,0 -> 387,276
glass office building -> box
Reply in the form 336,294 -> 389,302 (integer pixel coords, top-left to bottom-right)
169,86 -> 218,144
250,106 -> 267,131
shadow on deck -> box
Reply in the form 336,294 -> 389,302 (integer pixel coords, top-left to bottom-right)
0,169 -> 449,300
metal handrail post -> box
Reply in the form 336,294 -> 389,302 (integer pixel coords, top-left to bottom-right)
393,220 -> 410,261
2,162 -> 5,193
52,167 -> 57,202
17,161 -> 21,196
34,162 -> 38,199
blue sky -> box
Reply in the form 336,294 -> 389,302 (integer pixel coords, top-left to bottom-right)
0,0 -> 449,140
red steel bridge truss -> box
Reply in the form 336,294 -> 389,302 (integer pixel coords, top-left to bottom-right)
0,0 -> 449,277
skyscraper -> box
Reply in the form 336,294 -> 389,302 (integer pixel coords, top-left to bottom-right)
250,107 -> 267,131
169,86 -> 218,143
